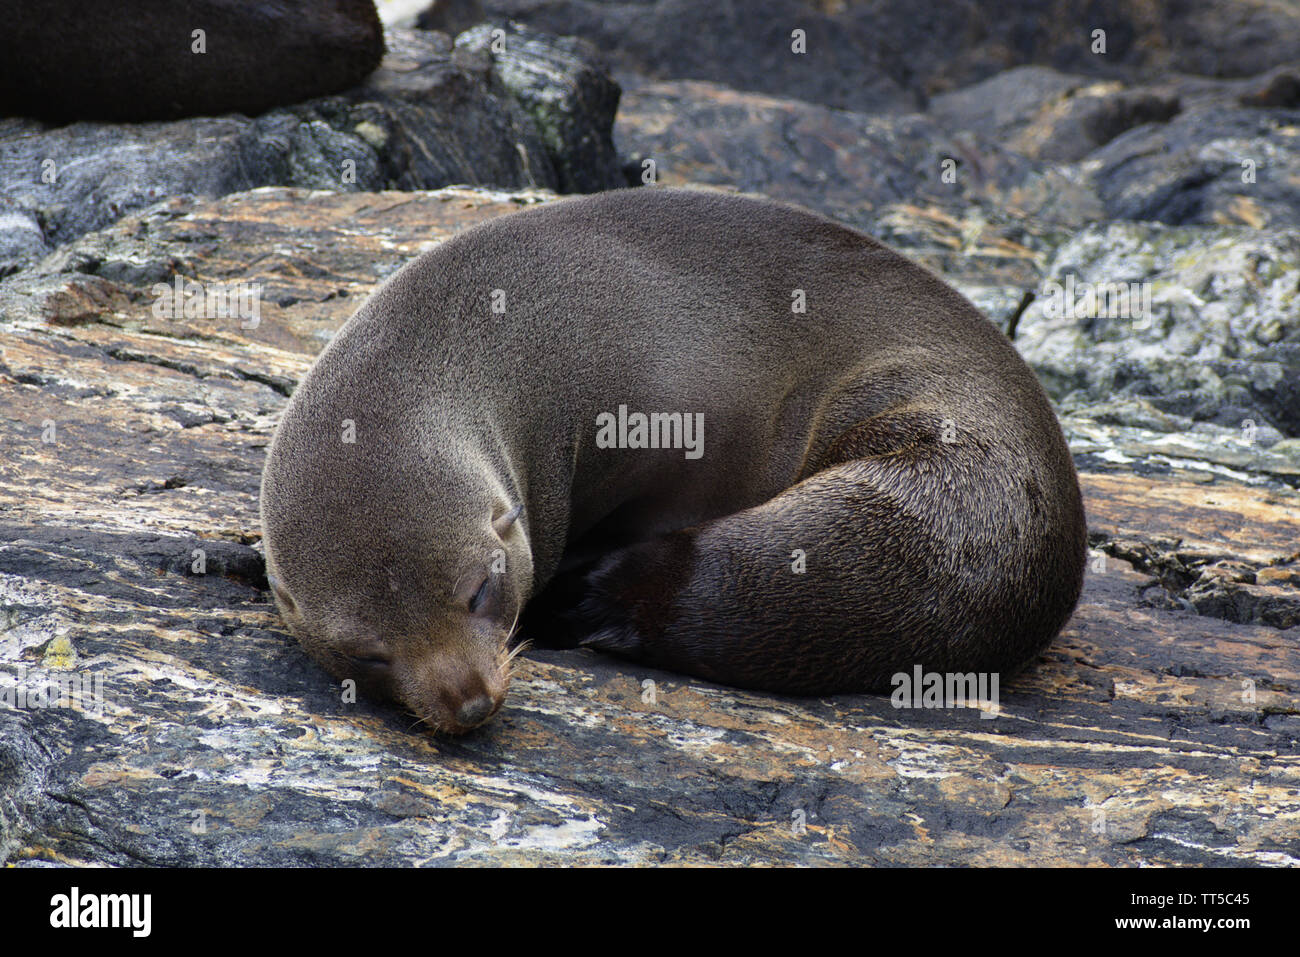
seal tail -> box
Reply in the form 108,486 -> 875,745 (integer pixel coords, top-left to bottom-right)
553,407 -> 1086,695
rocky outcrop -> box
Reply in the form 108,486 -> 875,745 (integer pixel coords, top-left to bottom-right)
924,64 -> 1300,228
1087,105 -> 1300,228
616,81 -> 1035,227
1,187 -> 1296,866
455,24 -> 622,193
928,67 -> 1183,164
617,70 -> 1300,237
416,0 -> 487,36
1017,222 -> 1300,437
0,26 -> 623,278
614,79 -> 1062,305
460,0 -> 1300,110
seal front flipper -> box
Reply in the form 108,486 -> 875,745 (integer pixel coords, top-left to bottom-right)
561,532 -> 700,659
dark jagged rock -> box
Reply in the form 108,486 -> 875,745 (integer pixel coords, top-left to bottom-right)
0,0 -> 385,123
617,66 -> 1300,262
1,187 -> 1297,866
455,23 -> 623,193
917,67 -> 1300,229
616,81 -> 977,223
1239,69 -> 1300,109
0,28 -> 623,277
614,80 -> 1060,291
453,0 -> 922,113
928,67 -> 1095,140
457,0 -> 1300,111
416,0 -> 486,36
0,199 -> 48,277
929,67 -> 1182,163
1088,105 -> 1300,228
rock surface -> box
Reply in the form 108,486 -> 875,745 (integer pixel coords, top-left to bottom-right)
466,0 -> 1300,110
616,81 -> 1038,229
3,0 -> 1300,868
1017,222 -> 1300,437
928,67 -> 1183,164
616,70 -> 1300,235
613,61 -> 1300,340
455,24 -> 623,194
2,187 -> 1296,866
614,79 -> 1064,305
0,26 -> 623,278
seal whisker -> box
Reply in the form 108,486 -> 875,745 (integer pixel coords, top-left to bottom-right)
495,602 -> 528,679
502,603 -> 524,651
499,642 -> 530,683
406,711 -> 445,735
450,569 -> 471,598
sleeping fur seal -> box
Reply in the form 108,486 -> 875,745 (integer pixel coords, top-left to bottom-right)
259,187 -> 1087,734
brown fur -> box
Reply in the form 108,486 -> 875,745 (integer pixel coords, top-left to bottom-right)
259,187 -> 1087,732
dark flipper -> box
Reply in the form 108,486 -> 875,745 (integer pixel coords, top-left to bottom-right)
545,408 -> 1086,695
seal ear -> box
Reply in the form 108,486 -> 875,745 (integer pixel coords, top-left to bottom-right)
492,503 -> 523,539
266,572 -> 297,614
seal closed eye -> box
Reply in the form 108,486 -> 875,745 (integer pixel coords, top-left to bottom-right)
259,186 -> 1087,733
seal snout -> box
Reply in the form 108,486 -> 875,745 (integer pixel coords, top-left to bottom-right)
402,647 -> 510,734
455,695 -> 498,729
440,681 -> 505,734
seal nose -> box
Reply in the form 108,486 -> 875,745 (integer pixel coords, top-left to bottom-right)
455,695 -> 496,729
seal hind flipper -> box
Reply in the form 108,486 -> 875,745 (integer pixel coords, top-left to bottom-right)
554,410 -> 1084,696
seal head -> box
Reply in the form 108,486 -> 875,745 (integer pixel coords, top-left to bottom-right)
260,381 -> 531,734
